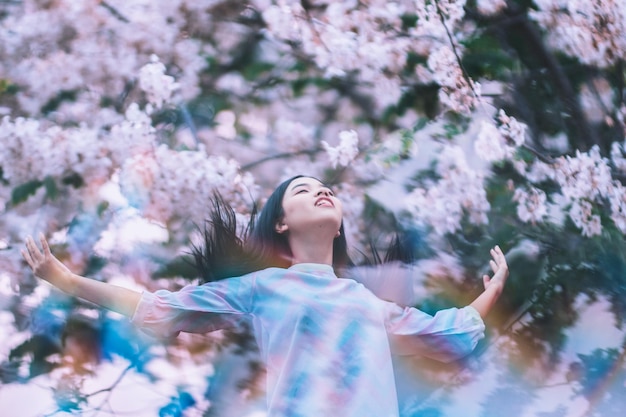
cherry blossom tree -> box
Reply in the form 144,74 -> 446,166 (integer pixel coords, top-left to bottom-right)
1,0 -> 626,416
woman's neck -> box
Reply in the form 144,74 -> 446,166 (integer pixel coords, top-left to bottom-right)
287,235 -> 334,266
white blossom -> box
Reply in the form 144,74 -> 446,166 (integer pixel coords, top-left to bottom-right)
273,118 -> 316,151
474,111 -> 527,162
530,0 -> 626,68
476,0 -> 507,16
569,199 -> 602,237
405,145 -> 490,235
474,120 -> 510,162
0,115 -> 113,187
607,181 -> 626,233
497,109 -> 527,147
108,103 -> 157,165
553,146 -> 613,202
138,55 -> 179,108
118,144 -> 257,225
322,129 -> 360,168
610,141 -> 626,172
514,187 -> 548,223
427,47 -> 481,114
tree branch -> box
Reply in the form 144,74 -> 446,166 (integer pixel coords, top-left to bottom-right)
434,0 -> 480,100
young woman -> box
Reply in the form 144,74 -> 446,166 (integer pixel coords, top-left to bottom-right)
22,175 -> 509,417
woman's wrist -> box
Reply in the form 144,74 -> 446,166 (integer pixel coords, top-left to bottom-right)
53,269 -> 78,294
486,280 -> 504,298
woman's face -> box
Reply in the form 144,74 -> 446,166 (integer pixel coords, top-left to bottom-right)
277,177 -> 343,236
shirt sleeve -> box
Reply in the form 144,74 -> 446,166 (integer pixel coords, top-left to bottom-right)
384,304 -> 485,362
130,274 -> 255,339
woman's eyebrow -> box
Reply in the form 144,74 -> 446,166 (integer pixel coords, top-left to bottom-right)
290,182 -> 333,193
290,183 -> 312,191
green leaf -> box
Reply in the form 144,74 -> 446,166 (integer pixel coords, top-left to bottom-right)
0,78 -> 18,95
97,201 -> 110,217
241,61 -> 274,81
62,172 -> 85,188
413,117 -> 429,132
43,176 -> 58,201
401,13 -> 419,30
11,179 -> 43,205
84,255 -> 107,276
462,33 -> 516,79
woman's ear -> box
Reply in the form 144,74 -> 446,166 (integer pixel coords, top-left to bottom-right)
275,221 -> 288,234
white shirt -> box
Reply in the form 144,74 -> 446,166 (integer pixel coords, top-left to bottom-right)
131,263 -> 485,417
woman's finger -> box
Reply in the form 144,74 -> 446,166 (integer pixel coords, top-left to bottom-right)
25,236 -> 35,256
26,236 -> 42,262
39,233 -> 51,256
21,249 -> 34,269
495,246 -> 506,263
483,274 -> 490,288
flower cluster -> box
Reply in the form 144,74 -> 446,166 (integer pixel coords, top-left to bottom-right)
258,0 -> 477,115
611,141 -> 626,172
553,147 -> 612,203
108,104 -> 158,165
0,116 -> 112,187
530,0 -> 626,68
568,199 -> 602,237
258,0 -> 411,113
607,181 -> 626,233
426,47 -> 481,114
119,145 -> 257,227
405,145 -> 490,235
321,129 -> 360,169
410,0 -> 467,51
474,110 -> 527,162
513,187 -> 549,224
0,0 -> 211,122
138,55 -> 179,109
517,146 -> 620,236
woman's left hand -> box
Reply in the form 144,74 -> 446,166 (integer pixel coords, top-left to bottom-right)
482,245 -> 509,293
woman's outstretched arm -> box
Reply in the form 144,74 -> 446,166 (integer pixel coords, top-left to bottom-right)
469,245 -> 509,319
22,234 -> 141,317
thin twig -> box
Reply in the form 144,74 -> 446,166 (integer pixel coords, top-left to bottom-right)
433,0 -> 481,100
99,1 -> 130,23
521,143 -> 556,164
85,361 -> 136,399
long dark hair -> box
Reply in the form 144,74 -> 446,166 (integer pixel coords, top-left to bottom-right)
192,175 -> 353,282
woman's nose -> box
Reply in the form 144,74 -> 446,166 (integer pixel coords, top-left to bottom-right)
316,188 -> 331,196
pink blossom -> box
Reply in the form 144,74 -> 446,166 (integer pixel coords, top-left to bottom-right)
513,187 -> 548,223
321,129 -> 360,168
569,199 -> 602,237
405,145 -> 490,235
138,55 -> 179,108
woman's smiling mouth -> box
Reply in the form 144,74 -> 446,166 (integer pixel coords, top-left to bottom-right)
315,197 -> 334,207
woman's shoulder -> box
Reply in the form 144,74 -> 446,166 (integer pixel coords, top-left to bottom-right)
346,261 -> 423,306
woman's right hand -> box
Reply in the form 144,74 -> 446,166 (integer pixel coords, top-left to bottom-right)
21,233 -> 141,317
22,233 -> 72,286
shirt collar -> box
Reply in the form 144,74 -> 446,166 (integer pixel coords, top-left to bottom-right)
288,263 -> 337,278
